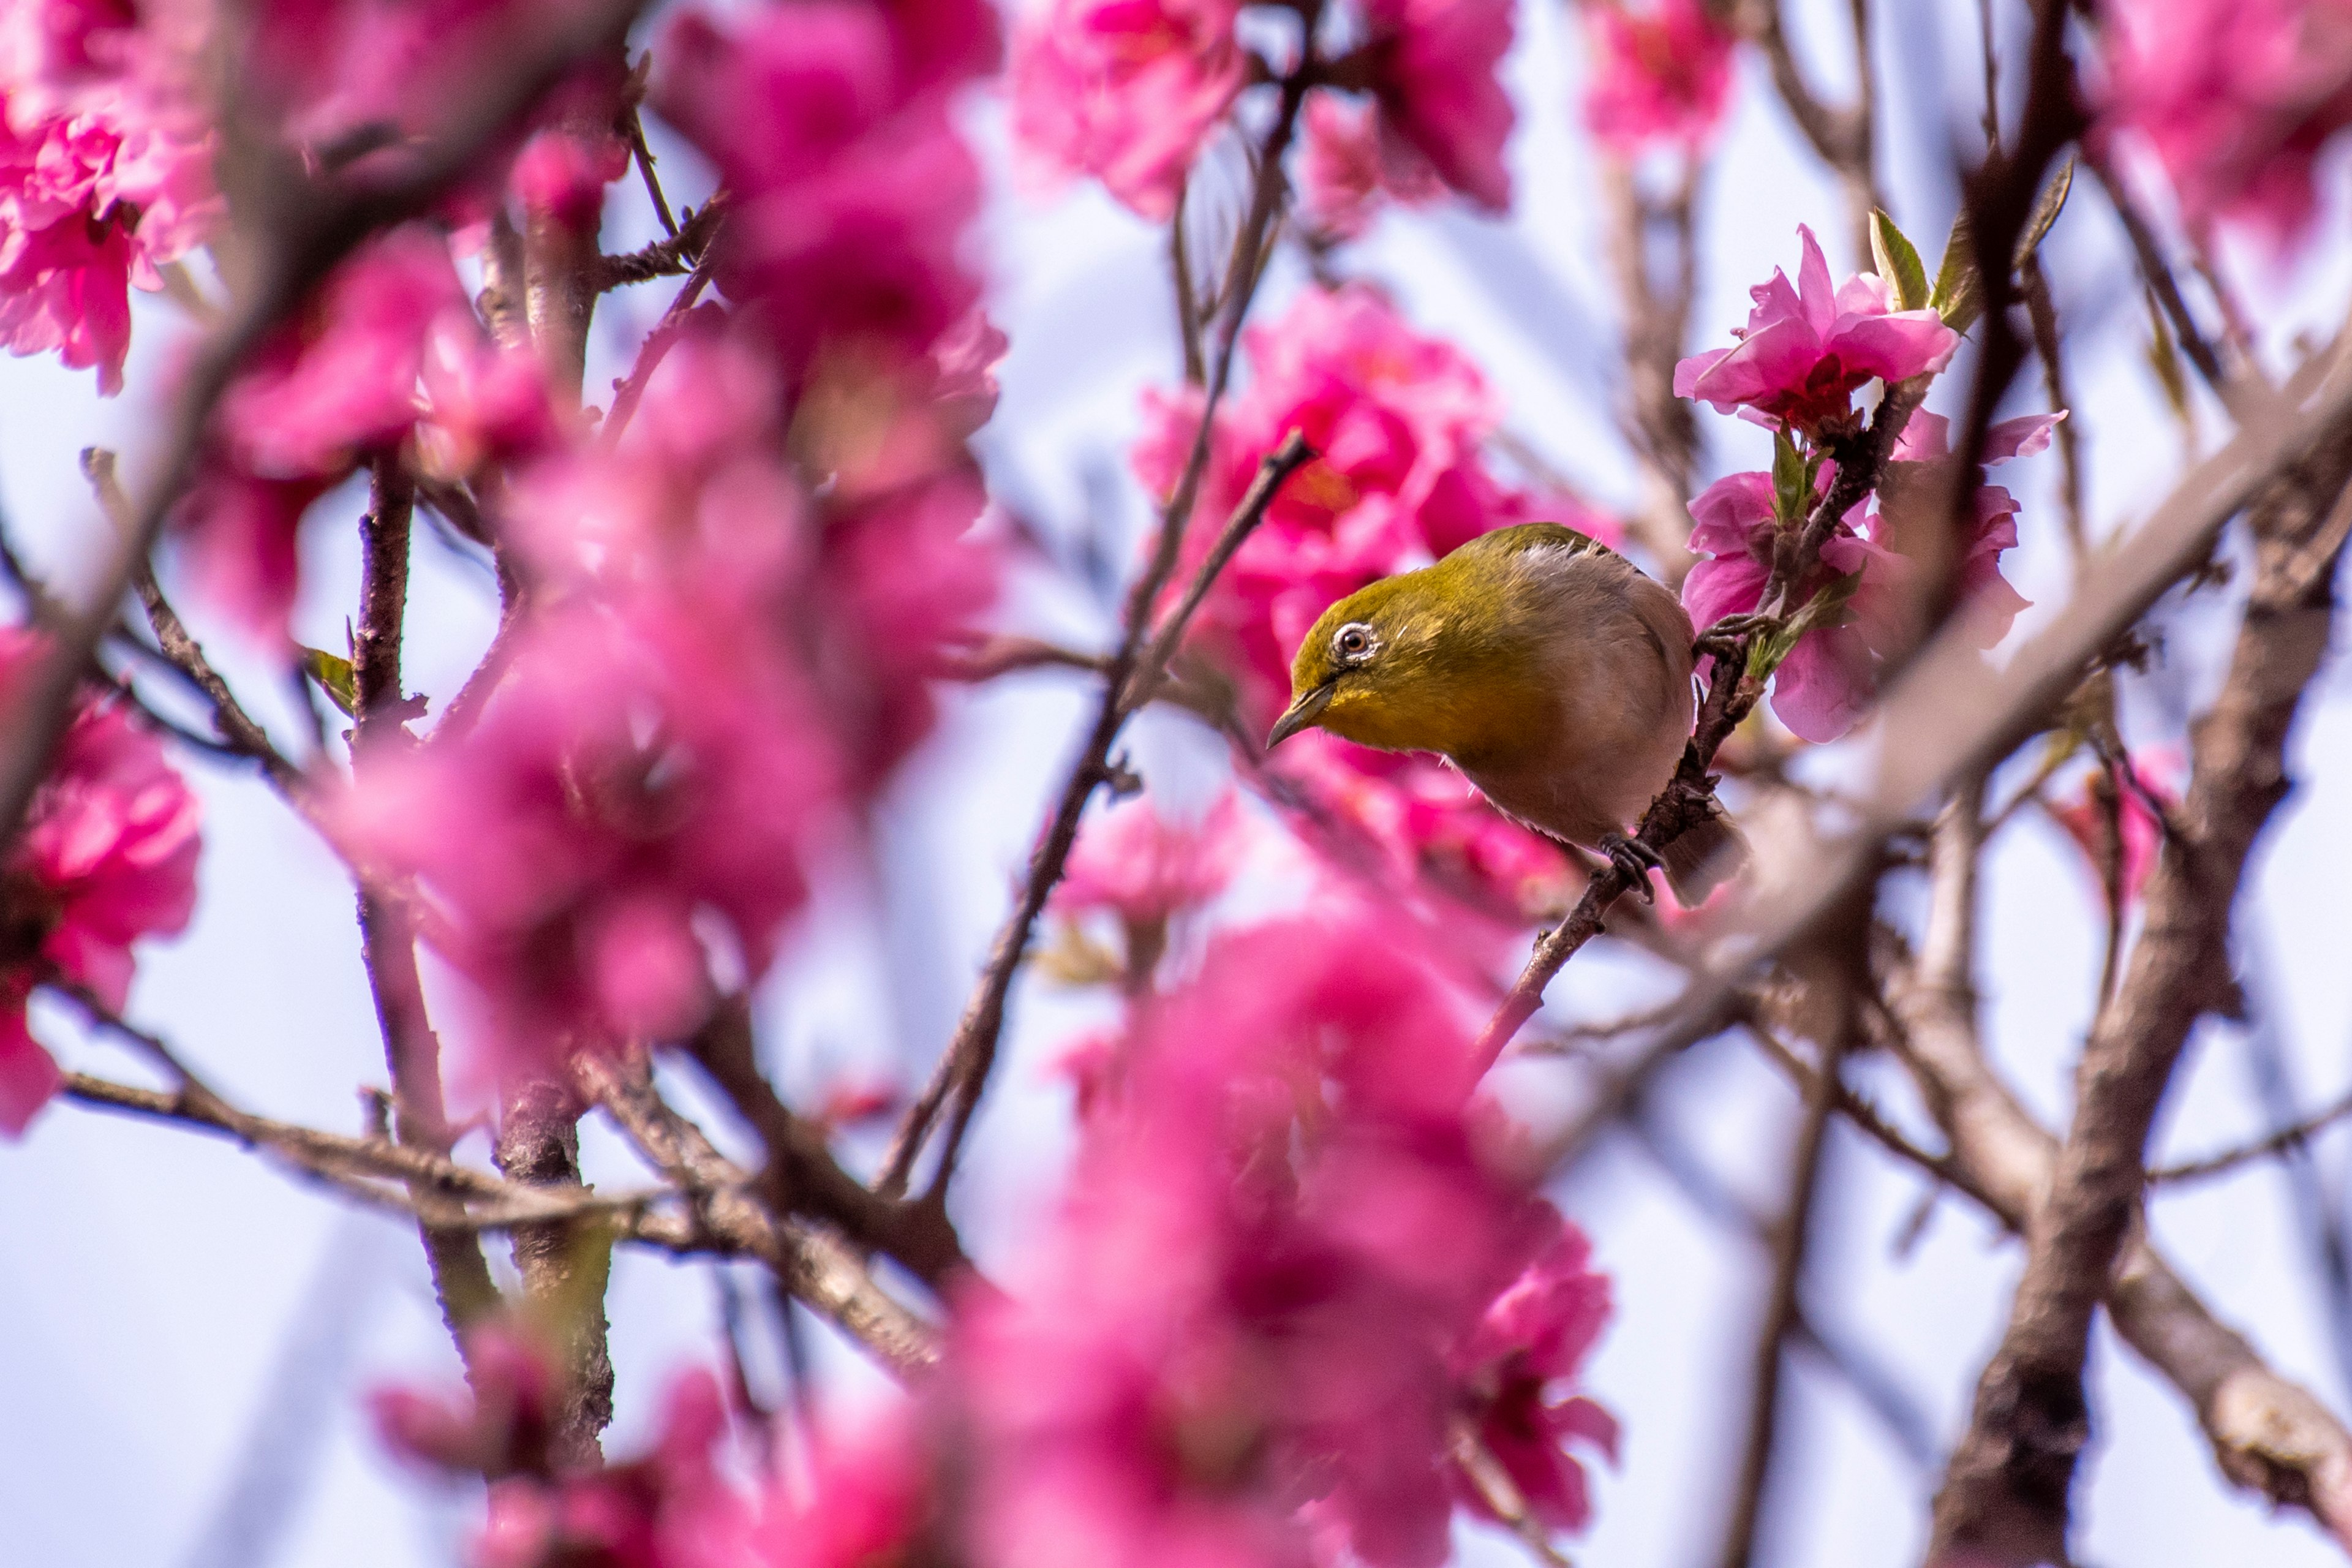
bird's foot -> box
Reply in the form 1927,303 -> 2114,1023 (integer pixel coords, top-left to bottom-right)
1694,612 -> 1774,663
1598,832 -> 1664,902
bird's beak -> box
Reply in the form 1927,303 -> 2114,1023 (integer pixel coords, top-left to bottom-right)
1266,684 -> 1334,750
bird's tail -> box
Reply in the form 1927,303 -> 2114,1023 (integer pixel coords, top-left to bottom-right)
1661,809 -> 1748,908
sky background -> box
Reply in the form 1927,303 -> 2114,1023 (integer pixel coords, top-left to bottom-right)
6,1 -> 2352,1565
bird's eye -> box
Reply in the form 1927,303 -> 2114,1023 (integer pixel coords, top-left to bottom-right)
1333,623 -> 1374,662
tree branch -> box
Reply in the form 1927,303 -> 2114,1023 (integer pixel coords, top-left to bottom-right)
1932,440 -> 2352,1560
1888,782 -> 2352,1551
578,1053 -> 941,1378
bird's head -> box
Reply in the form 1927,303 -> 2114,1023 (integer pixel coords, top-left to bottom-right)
1266,549 -> 1552,761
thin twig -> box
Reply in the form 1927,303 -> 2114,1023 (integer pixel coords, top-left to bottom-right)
351,456 -> 503,1358
874,49 -> 1323,1200
2150,1085 -> 2352,1186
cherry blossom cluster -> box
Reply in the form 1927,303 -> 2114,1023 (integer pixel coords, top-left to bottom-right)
381,880 -> 1618,1568
0,629 -> 199,1133
1669,224 -> 2046,742
2097,0 -> 2352,247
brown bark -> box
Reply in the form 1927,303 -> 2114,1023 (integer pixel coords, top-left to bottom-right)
1929,420 -> 2352,1564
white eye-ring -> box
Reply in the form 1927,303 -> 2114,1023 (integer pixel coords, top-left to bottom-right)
1332,622 -> 1377,664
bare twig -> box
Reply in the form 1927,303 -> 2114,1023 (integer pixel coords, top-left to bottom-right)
350,458 -> 504,1363
2150,1084 -> 2352,1187
578,1051 -> 941,1378
876,170 -> 1321,1205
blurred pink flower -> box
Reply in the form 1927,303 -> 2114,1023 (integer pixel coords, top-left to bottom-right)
383,1349 -> 748,1568
0,0 -> 219,393
1580,0 -> 1738,154
1360,0 -> 1517,210
1681,412 -> 2048,742
654,2 -> 985,371
0,627 -> 201,1135
2098,0 -> 2352,245
1868,409 -> 2057,649
1298,94 -> 1444,240
217,229 -> 462,475
2049,748 -> 2184,913
1450,1217 -> 1618,1534
373,1322 -> 560,1476
175,227 -> 470,641
341,605 -> 839,1084
1680,467 -> 1901,743
1675,225 -> 1959,434
1054,790 -> 1250,925
417,312 -> 560,480
957,911 -> 1608,1568
1008,0 -> 1245,220
737,1408 -> 936,1568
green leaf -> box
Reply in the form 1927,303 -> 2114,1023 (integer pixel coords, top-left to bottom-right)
301,646 -> 357,717
1771,429 -> 1809,527
1745,568 -> 1863,684
2013,154 -> 2075,271
1869,209 -> 1929,312
2142,285 -> 2195,437
1930,210 -> 1984,334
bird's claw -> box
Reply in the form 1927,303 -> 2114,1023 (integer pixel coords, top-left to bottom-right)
1598,832 -> 1664,900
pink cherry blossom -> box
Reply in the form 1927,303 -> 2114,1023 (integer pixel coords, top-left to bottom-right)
373,1322 -> 560,1476
2049,748 -> 2184,913
174,227 -> 473,641
1358,0 -> 1517,211
1868,409 -> 2057,649
0,627 -> 202,1136
959,910 -> 1611,1568
214,229 -> 465,477
1681,412 -> 2047,742
1675,225 -> 1960,434
736,1409 -> 937,1568
654,1 -> 986,372
1450,1216 -> 1618,1534
2097,0 -> 2352,246
1007,0 -> 1245,221
1680,467 -> 1903,743
1054,790 -> 1250,925
1581,0 -> 1739,154
0,0 -> 219,393
339,604 -> 840,1086
382,1348 -> 751,1568
1298,94 -> 1442,240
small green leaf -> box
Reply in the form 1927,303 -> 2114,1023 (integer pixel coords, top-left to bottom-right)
1870,209 -> 1929,312
2143,285 -> 2195,437
1771,429 -> 1809,527
2013,154 -> 2075,271
1745,569 -> 1863,684
1930,210 -> 1984,334
301,646 -> 357,717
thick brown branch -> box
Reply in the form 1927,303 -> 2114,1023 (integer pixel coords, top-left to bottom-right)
1889,787 -> 2352,1551
1932,436 -> 2352,1562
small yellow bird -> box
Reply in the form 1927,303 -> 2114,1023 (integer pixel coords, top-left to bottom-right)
1266,522 -> 1742,905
